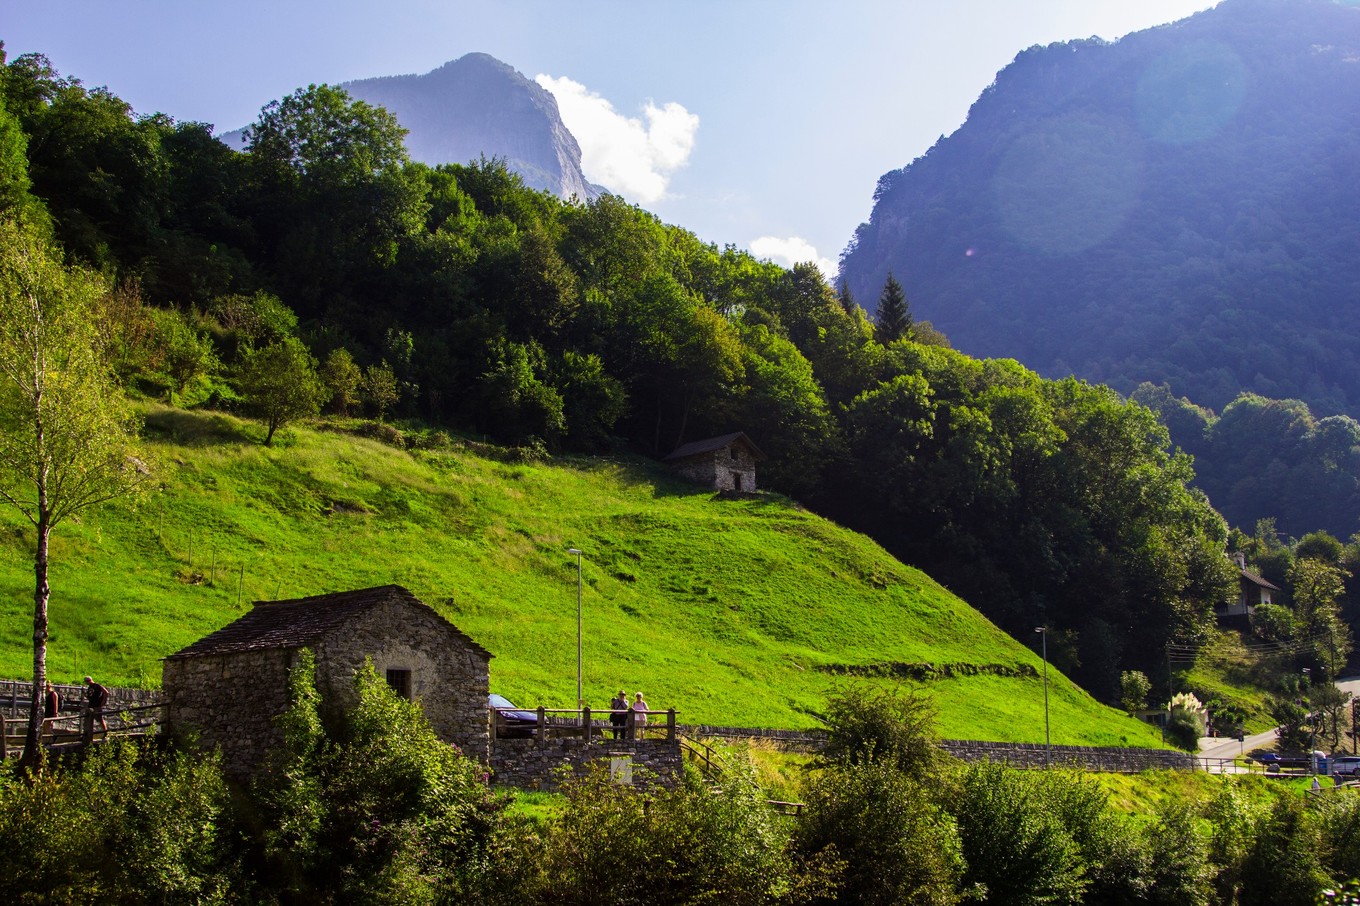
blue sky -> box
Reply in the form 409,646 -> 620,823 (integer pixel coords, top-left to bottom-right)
4,0 -> 1217,278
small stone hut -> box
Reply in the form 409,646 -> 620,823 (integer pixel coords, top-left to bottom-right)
664,432 -> 766,493
162,585 -> 491,775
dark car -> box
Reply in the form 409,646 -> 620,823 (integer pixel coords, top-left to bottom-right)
489,693 -> 538,738
1255,752 -> 1283,771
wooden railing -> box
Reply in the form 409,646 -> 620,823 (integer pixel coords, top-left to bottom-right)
491,706 -> 678,743
679,733 -> 806,816
0,702 -> 164,760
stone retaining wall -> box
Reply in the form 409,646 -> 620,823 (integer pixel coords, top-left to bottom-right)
679,724 -> 826,752
681,725 -> 1196,772
489,737 -> 682,791
939,740 -> 1196,772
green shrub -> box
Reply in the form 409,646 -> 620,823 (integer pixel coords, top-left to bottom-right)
1238,795 -> 1330,906
818,683 -> 945,777
251,649 -> 508,902
0,741 -> 239,903
1144,800 -> 1211,906
534,761 -> 796,905
1120,670 -> 1151,713
946,761 -> 1087,906
1166,706 -> 1205,750
1032,769 -> 1148,904
1315,792 -> 1360,889
793,758 -> 964,906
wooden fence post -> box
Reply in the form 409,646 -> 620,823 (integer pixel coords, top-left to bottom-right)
667,708 -> 676,742
583,706 -> 592,742
536,706 -> 546,744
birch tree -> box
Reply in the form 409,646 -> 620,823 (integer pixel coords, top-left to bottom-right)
0,219 -> 148,767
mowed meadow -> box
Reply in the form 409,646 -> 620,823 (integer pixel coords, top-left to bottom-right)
0,405 -> 1163,746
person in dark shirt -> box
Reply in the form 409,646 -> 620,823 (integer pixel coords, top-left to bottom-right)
84,675 -> 109,734
43,681 -> 60,740
609,689 -> 628,739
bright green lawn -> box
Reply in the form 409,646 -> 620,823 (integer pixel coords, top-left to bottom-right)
0,406 -> 1164,747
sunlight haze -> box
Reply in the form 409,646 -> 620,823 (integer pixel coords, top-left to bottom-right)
4,0 -> 1219,278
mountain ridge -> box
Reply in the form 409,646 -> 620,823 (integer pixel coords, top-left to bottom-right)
220,52 -> 604,201
839,0 -> 1360,418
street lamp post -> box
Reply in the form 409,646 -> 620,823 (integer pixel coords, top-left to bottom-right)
568,549 -> 583,709
1036,626 -> 1051,768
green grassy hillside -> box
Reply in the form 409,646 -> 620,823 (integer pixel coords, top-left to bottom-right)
0,406 -> 1164,747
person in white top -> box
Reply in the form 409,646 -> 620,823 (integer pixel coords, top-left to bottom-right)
631,691 -> 649,738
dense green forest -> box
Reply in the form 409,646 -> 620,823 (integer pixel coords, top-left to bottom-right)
1134,385 -> 1360,540
1,43 -> 1345,699
840,0 -> 1360,426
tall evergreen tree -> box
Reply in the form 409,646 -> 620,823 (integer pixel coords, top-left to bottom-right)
837,280 -> 857,316
874,271 -> 912,344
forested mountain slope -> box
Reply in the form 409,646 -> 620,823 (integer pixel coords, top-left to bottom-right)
841,0 -> 1360,418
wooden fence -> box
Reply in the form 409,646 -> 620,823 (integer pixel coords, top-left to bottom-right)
0,702 -> 164,760
491,706 -> 678,743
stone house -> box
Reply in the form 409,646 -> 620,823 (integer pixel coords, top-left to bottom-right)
664,432 -> 766,493
1217,552 -> 1280,620
162,584 -> 491,775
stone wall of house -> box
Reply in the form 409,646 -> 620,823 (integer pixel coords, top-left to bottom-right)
489,737 -> 683,791
311,599 -> 491,762
672,446 -> 758,493
163,648 -> 294,776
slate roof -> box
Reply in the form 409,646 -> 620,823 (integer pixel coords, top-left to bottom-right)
164,584 -> 492,661
664,431 -> 766,462
1239,568 -> 1280,591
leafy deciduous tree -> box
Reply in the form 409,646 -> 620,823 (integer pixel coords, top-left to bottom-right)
0,219 -> 149,765
235,336 -> 325,445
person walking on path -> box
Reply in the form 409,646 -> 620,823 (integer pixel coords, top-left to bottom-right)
42,681 -> 60,741
631,691 -> 649,739
84,676 -> 109,737
609,689 -> 628,740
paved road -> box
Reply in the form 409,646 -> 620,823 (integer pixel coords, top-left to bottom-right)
1199,727 -> 1278,762
1197,675 -> 1358,768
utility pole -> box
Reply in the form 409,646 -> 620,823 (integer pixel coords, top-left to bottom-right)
1036,627 -> 1050,768
568,549 -> 584,709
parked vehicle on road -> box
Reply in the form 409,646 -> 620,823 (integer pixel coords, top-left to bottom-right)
489,693 -> 538,738
1332,755 -> 1360,777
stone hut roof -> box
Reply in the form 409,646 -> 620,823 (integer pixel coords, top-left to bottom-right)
664,431 -> 766,462
1239,568 -> 1280,591
164,584 -> 492,661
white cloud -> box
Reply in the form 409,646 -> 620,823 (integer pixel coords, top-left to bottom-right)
750,236 -> 837,281
536,74 -> 698,204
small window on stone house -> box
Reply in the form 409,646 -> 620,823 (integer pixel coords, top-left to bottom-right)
730,447 -> 739,461
386,668 -> 412,700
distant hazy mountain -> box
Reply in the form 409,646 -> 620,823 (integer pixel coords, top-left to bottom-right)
222,53 -> 603,201
840,0 -> 1360,417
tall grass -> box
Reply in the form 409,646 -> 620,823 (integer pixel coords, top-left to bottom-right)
0,406 -> 1165,746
